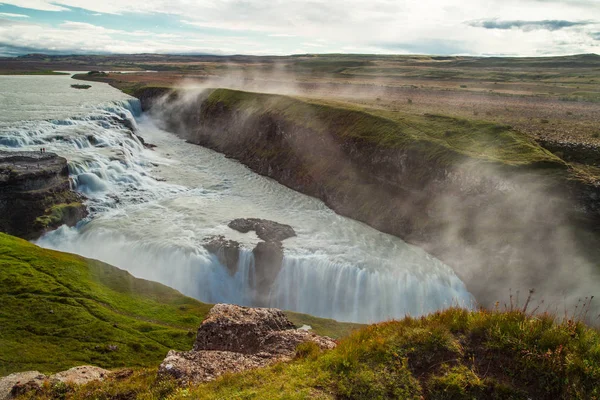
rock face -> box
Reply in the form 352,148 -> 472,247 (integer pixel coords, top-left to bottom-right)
0,151 -> 87,240
0,366 -> 110,399
158,304 -> 336,384
203,219 -> 296,304
203,235 -> 240,275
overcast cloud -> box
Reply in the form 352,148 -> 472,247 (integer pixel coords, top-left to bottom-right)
0,0 -> 598,56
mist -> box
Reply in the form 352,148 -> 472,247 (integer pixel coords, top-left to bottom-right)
145,67 -> 600,318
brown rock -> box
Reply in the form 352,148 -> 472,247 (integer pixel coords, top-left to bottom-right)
159,350 -> 272,385
50,366 -> 110,385
202,235 -> 241,275
0,371 -> 46,400
193,303 -> 295,353
159,304 -> 336,384
228,218 -> 296,242
0,366 -> 109,399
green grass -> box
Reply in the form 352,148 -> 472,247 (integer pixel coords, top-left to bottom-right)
19,308 -> 600,399
205,88 -> 565,169
0,233 -> 358,376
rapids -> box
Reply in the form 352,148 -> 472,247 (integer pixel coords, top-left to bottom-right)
0,74 -> 473,323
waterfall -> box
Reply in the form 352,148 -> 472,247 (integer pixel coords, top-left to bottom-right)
38,226 -> 473,323
2,78 -> 474,324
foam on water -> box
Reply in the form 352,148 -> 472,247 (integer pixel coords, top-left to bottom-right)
1,74 -> 474,323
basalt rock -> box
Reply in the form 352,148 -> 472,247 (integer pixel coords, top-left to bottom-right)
158,304 -> 336,384
228,218 -> 296,242
251,241 -> 284,305
203,235 -> 241,275
0,151 -> 87,240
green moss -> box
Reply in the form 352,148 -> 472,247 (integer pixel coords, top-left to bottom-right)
0,233 -> 356,375
34,202 -> 82,229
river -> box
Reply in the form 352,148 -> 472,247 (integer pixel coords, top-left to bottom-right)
0,74 -> 473,323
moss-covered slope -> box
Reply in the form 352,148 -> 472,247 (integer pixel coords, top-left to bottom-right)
204,88 -> 565,168
0,233 -> 358,376
21,308 -> 600,400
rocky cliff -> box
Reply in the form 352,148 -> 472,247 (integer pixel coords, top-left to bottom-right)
139,87 -> 600,305
0,151 -> 86,240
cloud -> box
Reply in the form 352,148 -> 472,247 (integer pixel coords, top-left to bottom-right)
592,32 -> 600,40
0,12 -> 30,18
1,0 -> 68,11
468,19 -> 594,31
0,0 -> 599,56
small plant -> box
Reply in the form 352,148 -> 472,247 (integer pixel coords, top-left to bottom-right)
540,119 -> 550,124
566,111 -> 573,116
295,341 -> 322,360
460,84 -> 468,88
592,133 -> 599,138
407,98 -> 413,104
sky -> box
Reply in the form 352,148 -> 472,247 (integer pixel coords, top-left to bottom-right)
0,0 -> 598,57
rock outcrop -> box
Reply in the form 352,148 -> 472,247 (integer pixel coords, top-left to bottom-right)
228,218 -> 296,242
0,366 -> 110,400
0,151 -> 87,240
158,304 -> 336,384
203,219 -> 296,304
203,235 -> 241,275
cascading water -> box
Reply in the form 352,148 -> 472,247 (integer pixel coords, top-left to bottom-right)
1,74 -> 474,323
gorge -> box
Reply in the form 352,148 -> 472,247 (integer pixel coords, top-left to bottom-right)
0,74 -> 473,324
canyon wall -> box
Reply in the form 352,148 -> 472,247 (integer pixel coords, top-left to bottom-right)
137,87 -> 600,305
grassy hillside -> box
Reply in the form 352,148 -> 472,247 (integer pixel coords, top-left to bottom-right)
19,308 -> 600,400
205,88 -> 565,169
0,233 -> 359,376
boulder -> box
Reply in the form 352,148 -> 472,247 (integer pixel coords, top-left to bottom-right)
158,304 -> 336,384
50,366 -> 110,385
1,366 -> 110,399
193,303 -> 295,353
0,372 -> 45,400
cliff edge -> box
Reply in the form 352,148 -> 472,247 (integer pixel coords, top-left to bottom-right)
0,151 -> 87,240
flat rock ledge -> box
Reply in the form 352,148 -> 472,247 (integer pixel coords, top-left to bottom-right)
158,304 -> 336,385
0,366 -> 110,400
228,218 -> 296,242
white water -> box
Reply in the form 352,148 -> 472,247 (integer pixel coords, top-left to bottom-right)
0,74 -> 473,323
